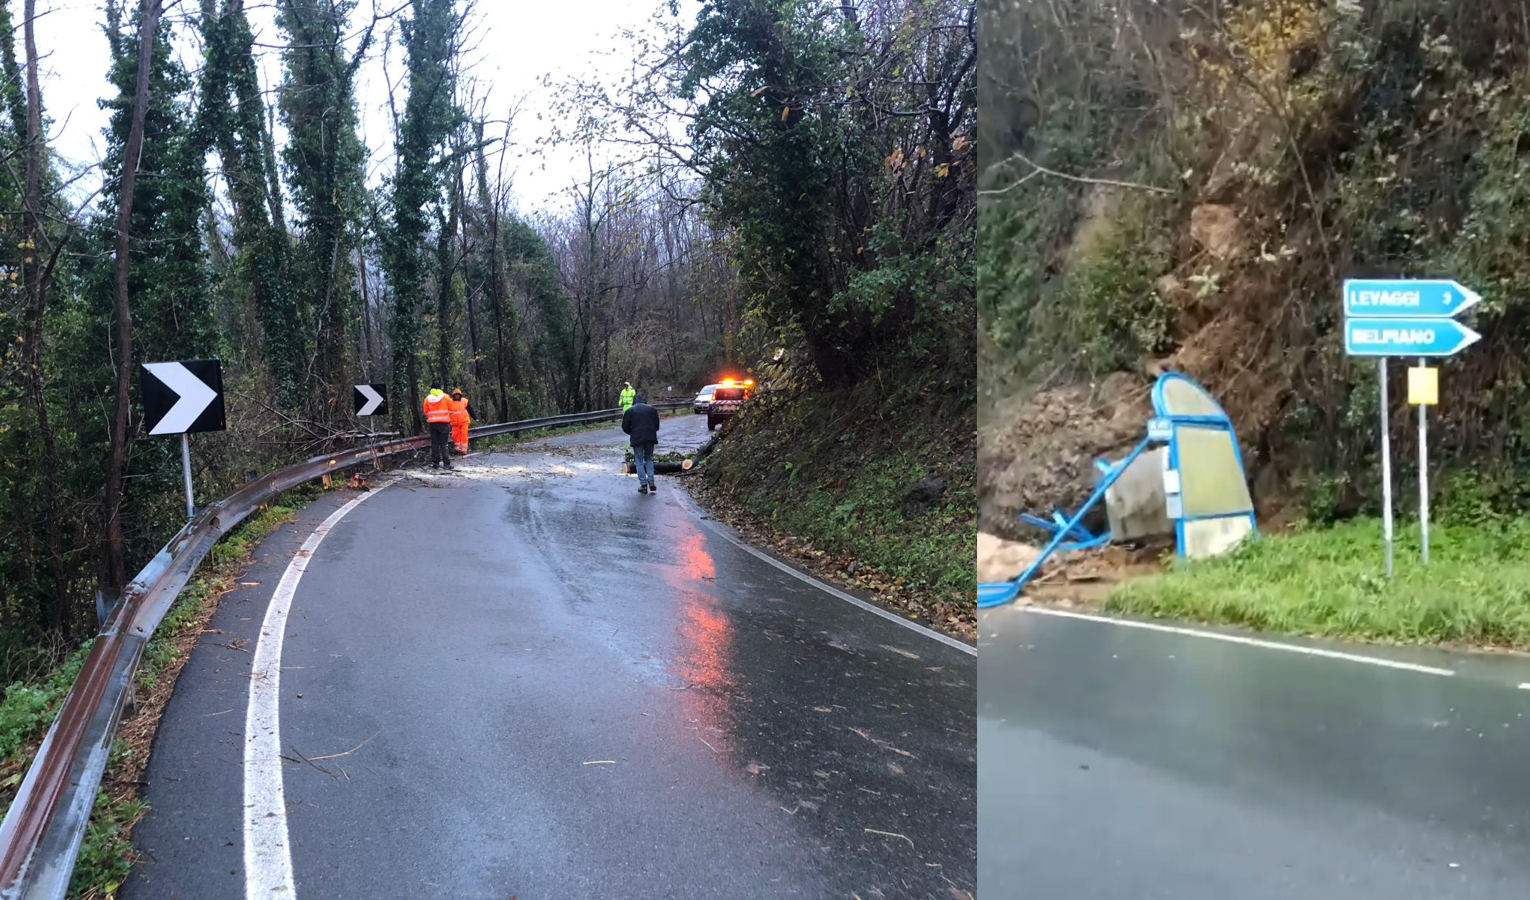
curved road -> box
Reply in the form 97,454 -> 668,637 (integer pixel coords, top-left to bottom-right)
980,604 -> 1530,899
125,415 -> 975,899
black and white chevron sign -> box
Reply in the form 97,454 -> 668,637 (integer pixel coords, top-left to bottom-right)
141,360 -> 226,436
353,383 -> 388,417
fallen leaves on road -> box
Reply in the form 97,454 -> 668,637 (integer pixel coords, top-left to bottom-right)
687,481 -> 976,641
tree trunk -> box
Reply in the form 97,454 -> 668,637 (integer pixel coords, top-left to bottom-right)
21,0 -> 68,630
455,167 -> 481,385
407,355 -> 421,432
474,129 -> 516,418
357,248 -> 373,379
434,174 -> 462,387
102,0 -> 163,593
488,203 -> 509,418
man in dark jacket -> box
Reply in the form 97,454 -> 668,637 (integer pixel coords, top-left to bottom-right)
621,392 -> 662,494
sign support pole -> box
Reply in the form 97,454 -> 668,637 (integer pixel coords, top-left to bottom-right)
1379,358 -> 1394,578
1418,357 -> 1430,565
180,433 -> 195,520
1345,278 -> 1478,574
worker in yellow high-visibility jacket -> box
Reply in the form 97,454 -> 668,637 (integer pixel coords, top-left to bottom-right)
619,382 -> 635,411
422,385 -> 453,469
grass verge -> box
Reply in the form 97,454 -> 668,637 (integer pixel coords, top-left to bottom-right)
0,484 -> 326,899
692,373 -> 975,638
1107,517 -> 1530,648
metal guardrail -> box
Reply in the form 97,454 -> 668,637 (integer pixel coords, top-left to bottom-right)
0,401 -> 685,898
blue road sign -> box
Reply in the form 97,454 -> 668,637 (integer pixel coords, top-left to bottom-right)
1342,278 -> 1481,318
1344,316 -> 1481,357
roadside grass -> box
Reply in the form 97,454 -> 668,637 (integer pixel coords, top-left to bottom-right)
0,486 -> 321,898
64,492 -> 315,898
697,372 -> 975,631
1107,517 -> 1530,648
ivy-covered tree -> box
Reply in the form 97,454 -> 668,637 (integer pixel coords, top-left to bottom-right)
99,0 -> 212,589
197,0 -> 300,407
277,0 -> 374,414
504,214 -> 576,409
384,0 -> 462,431
562,0 -> 975,387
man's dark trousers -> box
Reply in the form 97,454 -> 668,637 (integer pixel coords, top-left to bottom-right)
429,422 -> 452,467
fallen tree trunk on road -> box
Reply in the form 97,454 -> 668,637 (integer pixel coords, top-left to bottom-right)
624,460 -> 692,475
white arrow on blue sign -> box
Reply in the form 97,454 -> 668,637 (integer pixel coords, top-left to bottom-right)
1342,278 -> 1481,318
1344,316 -> 1482,357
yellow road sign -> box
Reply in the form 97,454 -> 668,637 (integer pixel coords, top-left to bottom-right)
1408,365 -> 1438,406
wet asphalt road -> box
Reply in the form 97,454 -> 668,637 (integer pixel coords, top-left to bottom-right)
125,415 -> 975,899
980,605 -> 1530,900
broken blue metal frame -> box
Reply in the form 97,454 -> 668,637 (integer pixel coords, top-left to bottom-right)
1151,372 -> 1258,556
1016,511 -> 1110,553
976,435 -> 1157,609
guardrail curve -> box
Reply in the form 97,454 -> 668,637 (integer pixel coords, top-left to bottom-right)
0,401 -> 688,899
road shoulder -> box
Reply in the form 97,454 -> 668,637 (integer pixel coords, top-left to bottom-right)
122,488 -> 364,900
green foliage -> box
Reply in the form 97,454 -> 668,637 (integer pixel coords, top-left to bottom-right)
500,215 -> 575,407
384,0 -> 463,428
1291,472 -> 1351,526
703,376 -> 975,606
986,176 -> 1172,377
197,0 -> 301,407
1067,210 -> 1172,372
67,786 -> 142,900
97,0 -> 213,364
278,0 -> 371,403
677,0 -> 975,386
978,171 -> 1077,350
0,644 -> 88,761
1110,517 -> 1530,648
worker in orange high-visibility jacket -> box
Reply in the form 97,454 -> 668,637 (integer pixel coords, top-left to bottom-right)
449,389 -> 472,455
423,384 -> 453,469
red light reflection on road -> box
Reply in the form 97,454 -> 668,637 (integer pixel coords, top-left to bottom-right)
665,528 -> 737,755
681,528 -> 716,581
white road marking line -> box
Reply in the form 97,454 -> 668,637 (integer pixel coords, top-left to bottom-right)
685,500 -> 976,658
1518,683 -> 1530,690
244,485 -> 388,898
1015,606 -> 1457,677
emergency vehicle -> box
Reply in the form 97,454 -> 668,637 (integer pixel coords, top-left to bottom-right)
706,377 -> 753,431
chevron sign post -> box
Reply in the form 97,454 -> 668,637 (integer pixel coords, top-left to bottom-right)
141,359 -> 226,520
353,383 -> 387,417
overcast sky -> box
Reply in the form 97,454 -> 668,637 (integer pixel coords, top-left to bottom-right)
28,0 -> 689,214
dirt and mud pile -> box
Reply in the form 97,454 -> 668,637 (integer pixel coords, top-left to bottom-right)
978,372 -> 1152,541
977,532 -> 1041,582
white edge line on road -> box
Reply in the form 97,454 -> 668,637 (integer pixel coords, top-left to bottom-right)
687,503 -> 977,658
1518,682 -> 1530,690
1016,606 -> 1457,677
244,483 -> 389,898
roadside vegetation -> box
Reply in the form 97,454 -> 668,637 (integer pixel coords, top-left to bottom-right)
1110,516 -> 1530,648
983,0 -> 1530,645
0,489 -> 311,898
698,376 -> 975,637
